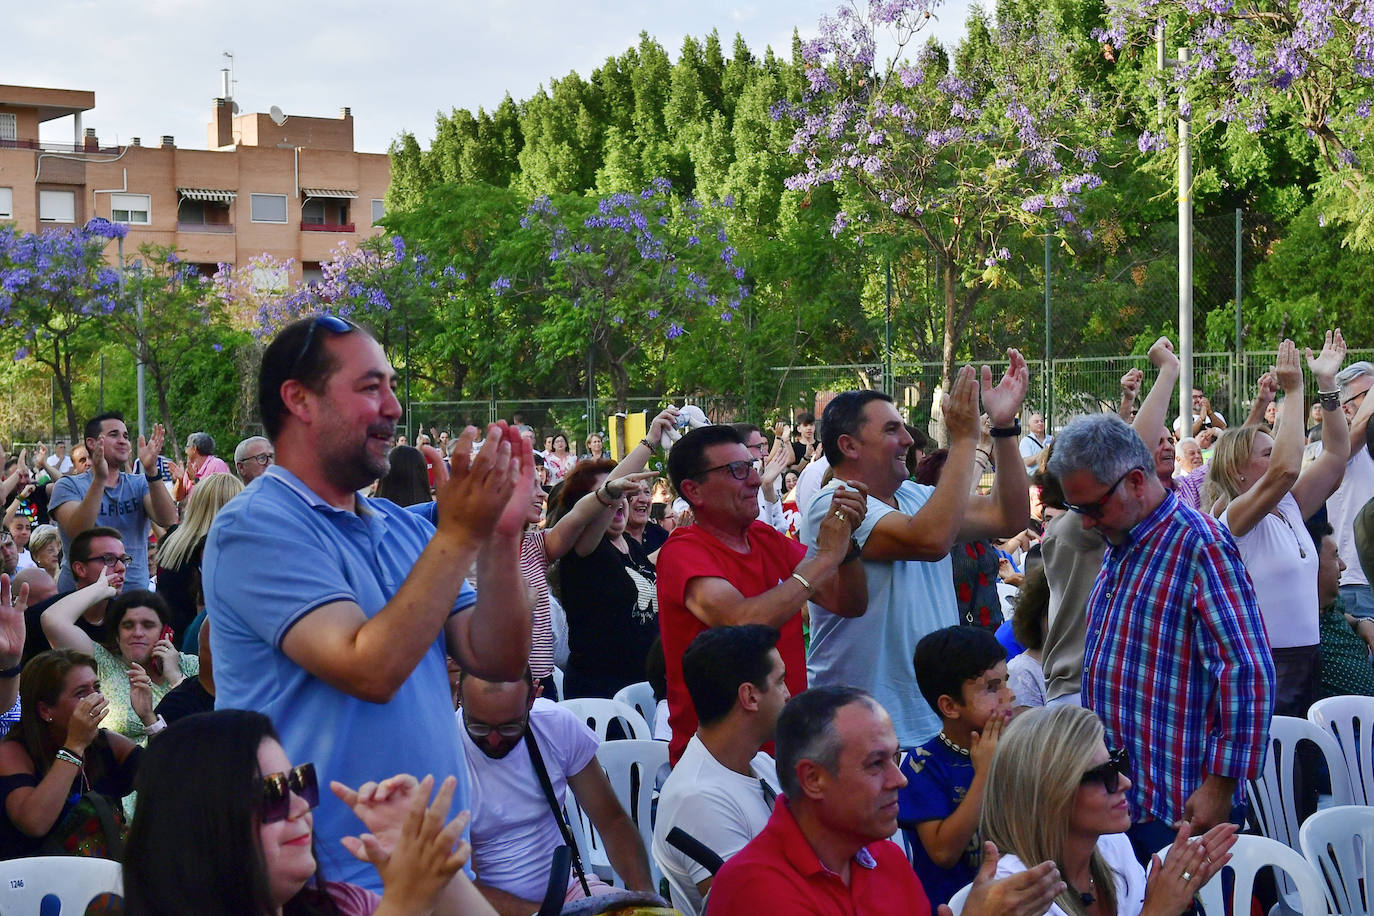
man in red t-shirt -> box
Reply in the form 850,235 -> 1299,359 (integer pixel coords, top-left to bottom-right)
657,424 -> 869,764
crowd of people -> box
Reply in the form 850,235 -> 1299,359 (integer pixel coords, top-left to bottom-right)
0,314 -> 1370,916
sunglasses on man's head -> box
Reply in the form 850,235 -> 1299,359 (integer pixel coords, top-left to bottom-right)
1080,747 -> 1130,794
260,762 -> 319,824
288,314 -> 355,378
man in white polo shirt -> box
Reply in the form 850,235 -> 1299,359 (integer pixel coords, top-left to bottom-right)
653,625 -> 787,916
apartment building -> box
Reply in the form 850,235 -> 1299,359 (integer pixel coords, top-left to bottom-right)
0,82 -> 390,280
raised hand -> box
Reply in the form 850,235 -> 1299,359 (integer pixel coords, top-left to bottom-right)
761,437 -> 792,486
1145,820 -> 1237,914
1306,328 -> 1346,386
944,365 -> 982,444
347,775 -> 471,914
980,349 -> 1030,427
494,424 -> 535,538
128,661 -> 156,725
434,425 -> 516,547
1254,370 -> 1278,403
89,437 -> 109,480
604,470 -> 659,501
646,406 -> 681,449
941,841 -> 1063,916
138,424 -> 165,473
1274,339 -> 1303,394
0,573 -> 28,663
333,772 -> 422,857
1120,368 -> 1144,400
1148,336 -> 1179,371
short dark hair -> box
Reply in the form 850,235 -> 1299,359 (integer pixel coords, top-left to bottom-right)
102,590 -> 171,657
796,412 -> 816,426
84,411 -> 126,444
730,422 -> 762,441
683,625 -> 780,727
1306,518 -> 1334,545
70,526 -> 124,564
1011,566 -> 1050,652
914,625 -> 1007,715
775,685 -> 874,798
667,425 -> 745,505
820,390 -> 894,467
257,316 -> 359,440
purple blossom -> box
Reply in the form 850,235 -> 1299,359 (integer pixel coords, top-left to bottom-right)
666,322 -> 685,339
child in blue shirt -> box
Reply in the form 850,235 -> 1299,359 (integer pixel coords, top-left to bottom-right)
898,625 -> 1014,908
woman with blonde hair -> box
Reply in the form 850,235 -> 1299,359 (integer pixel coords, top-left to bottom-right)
157,472 -> 244,636
1202,333 -> 1348,726
981,705 -> 1235,916
26,525 -> 62,580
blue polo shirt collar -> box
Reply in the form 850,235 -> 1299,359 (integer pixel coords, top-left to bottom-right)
262,465 -> 376,519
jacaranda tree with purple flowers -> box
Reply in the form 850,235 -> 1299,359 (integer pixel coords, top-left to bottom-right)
509,178 -> 750,409
780,0 -> 1116,408
0,221 -> 127,440
1099,0 -> 1374,247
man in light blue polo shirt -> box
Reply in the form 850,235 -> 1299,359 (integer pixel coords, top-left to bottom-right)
802,360 -> 1030,749
204,315 -> 531,891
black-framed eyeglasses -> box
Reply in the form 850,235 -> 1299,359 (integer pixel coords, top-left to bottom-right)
695,460 -> 754,481
1064,468 -> 1137,520
87,553 -> 132,568
260,762 -> 319,824
1344,389 -> 1368,407
288,314 -> 355,379
1080,747 -> 1130,794
464,714 -> 529,740
240,452 -> 274,467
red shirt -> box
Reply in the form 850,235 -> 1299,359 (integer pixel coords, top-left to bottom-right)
706,797 -> 931,916
656,521 -> 808,765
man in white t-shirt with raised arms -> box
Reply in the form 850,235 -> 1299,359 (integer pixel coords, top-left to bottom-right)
1330,360 -> 1374,616
459,669 -> 654,912
653,625 -> 787,916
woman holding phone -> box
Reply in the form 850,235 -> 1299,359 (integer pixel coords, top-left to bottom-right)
42,576 -> 196,744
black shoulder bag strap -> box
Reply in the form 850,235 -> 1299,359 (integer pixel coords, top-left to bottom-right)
523,727 -> 593,897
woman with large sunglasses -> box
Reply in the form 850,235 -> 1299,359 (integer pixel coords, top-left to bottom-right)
980,705 -> 1236,916
122,709 -> 495,916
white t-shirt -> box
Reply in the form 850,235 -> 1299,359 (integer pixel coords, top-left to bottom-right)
793,454 -> 831,520
651,734 -> 780,916
1019,435 -> 1049,461
993,833 -> 1145,916
1329,449 -> 1374,588
1006,652 -> 1046,708
461,698 -> 600,901
1222,491 -> 1320,648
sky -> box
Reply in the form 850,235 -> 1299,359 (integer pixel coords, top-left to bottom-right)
6,0 -> 976,155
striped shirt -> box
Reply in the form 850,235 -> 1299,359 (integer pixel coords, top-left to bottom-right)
520,530 -> 555,680
1083,491 -> 1274,826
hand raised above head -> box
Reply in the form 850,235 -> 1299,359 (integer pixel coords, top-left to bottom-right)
1148,336 -> 1178,370
1306,327 -> 1345,384
980,349 -> 1029,427
944,365 -> 981,443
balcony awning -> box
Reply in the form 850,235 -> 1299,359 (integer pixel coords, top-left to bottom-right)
301,188 -> 358,199
178,188 -> 237,203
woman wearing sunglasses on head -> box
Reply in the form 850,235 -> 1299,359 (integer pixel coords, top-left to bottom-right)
980,706 -> 1237,916
122,709 -> 495,916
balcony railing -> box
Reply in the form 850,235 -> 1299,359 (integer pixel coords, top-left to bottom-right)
177,221 -> 235,234
300,221 -> 355,233
0,138 -> 123,154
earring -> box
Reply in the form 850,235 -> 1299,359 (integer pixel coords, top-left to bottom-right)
1240,475 -> 1246,482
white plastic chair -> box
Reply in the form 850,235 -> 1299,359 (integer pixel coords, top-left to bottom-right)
1299,804 -> 1374,916
551,666 -> 565,700
1310,695 -> 1374,805
1157,833 -> 1327,916
591,739 -> 669,889
1249,715 -> 1354,911
560,697 -> 652,741
612,681 -> 657,730
0,855 -> 123,913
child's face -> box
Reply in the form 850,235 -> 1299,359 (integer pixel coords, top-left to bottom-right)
953,660 -> 1014,730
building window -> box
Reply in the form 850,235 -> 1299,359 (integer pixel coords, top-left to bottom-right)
111,193 -> 151,225
39,190 -> 75,223
250,193 -> 288,224
301,199 -> 326,225
0,114 -> 15,143
0,188 -> 12,220
372,199 -> 385,224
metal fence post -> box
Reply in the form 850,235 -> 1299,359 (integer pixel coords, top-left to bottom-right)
1044,231 -> 1053,431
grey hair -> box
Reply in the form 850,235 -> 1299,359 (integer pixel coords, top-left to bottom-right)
186,431 -> 216,457
1336,362 -> 1374,400
234,436 -> 270,463
1046,414 -> 1153,485
775,685 -> 877,798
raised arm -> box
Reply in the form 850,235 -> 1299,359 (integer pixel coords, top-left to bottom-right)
608,407 -> 680,480
1243,371 -> 1278,428
280,425 -> 521,703
41,569 -> 116,656
547,470 -> 657,560
1292,329 -> 1350,517
960,351 -> 1031,541
862,366 -> 982,561
0,575 -> 28,719
1222,340 -> 1306,537
52,440 -> 108,538
139,425 -> 178,527
1118,368 -> 1143,421
1132,337 -> 1181,446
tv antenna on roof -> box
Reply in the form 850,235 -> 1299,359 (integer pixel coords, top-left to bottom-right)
221,51 -> 239,113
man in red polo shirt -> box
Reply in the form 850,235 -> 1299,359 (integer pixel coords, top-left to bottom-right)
657,424 -> 869,764
707,687 -> 1065,916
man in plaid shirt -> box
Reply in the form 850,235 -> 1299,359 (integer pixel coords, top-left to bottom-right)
1048,413 -> 1274,865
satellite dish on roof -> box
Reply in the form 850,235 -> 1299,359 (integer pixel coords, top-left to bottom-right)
269,105 -> 287,126
231,101 -> 240,115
